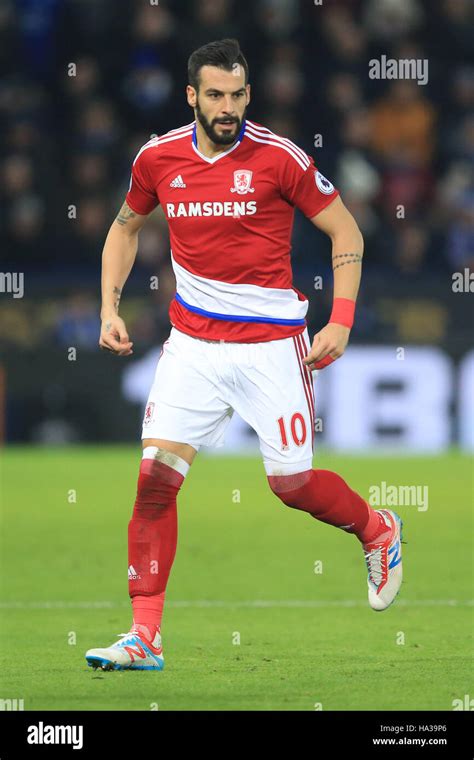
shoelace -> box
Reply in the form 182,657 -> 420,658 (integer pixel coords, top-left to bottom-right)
115,631 -> 161,648
364,546 -> 386,587
115,632 -> 135,642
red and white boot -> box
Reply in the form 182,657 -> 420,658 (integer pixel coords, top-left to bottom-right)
363,509 -> 404,611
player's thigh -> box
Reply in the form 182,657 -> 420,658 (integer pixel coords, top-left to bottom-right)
232,328 -> 315,469
142,438 -> 198,466
142,327 -> 233,451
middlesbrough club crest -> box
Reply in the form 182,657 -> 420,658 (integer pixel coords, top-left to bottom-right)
230,170 -> 255,195
144,402 -> 155,426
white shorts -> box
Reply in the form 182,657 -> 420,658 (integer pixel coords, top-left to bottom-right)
142,327 -> 316,475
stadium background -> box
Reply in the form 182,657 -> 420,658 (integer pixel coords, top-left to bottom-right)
0,0 -> 472,714
0,0 -> 472,449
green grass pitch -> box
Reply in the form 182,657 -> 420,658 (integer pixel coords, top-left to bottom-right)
0,446 -> 472,711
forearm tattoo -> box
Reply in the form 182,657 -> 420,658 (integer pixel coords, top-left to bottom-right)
113,286 -> 121,312
116,202 -> 136,226
332,253 -> 363,270
333,253 -> 363,260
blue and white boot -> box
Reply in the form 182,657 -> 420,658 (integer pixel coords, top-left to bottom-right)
85,627 -> 164,671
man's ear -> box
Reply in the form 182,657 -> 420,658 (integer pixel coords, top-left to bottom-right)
186,85 -> 197,108
246,83 -> 251,106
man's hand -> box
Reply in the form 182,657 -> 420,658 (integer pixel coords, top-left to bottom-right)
303,323 -> 350,370
99,315 -> 133,356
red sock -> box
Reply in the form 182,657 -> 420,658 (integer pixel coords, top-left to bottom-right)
358,510 -> 392,545
128,454 -> 186,638
132,593 -> 165,642
268,468 -> 385,543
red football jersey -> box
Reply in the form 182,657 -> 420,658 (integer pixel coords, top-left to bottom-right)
126,119 -> 339,342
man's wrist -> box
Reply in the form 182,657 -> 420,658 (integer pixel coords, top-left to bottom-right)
101,287 -> 122,320
100,307 -> 116,320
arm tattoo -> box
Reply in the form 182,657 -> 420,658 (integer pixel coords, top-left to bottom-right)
332,255 -> 363,270
116,202 -> 136,226
113,286 -> 121,312
332,253 -> 363,261
105,322 -> 112,332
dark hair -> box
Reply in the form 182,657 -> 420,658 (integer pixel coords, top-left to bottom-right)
188,38 -> 249,91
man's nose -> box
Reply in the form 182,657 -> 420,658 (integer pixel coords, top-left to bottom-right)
221,95 -> 235,113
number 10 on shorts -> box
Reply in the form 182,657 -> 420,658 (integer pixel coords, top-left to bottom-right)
277,413 -> 307,450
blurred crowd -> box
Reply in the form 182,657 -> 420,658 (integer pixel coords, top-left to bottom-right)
0,0 -> 472,349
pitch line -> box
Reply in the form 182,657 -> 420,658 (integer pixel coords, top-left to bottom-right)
0,599 -> 472,609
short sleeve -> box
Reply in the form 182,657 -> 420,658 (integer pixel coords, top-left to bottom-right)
278,150 -> 339,219
125,146 -> 160,216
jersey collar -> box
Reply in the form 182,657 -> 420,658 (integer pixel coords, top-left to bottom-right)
192,119 -> 246,164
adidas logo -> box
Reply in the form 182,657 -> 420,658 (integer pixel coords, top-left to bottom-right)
128,565 -> 141,580
170,174 -> 186,188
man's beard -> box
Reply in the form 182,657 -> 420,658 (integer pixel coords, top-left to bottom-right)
195,99 -> 246,146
